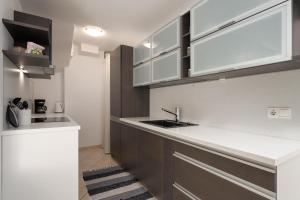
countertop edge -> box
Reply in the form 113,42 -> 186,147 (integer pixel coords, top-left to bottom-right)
118,117 -> 300,168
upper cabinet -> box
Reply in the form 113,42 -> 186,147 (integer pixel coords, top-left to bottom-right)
133,61 -> 152,87
191,0 -> 286,41
152,49 -> 181,83
133,0 -> 300,88
152,18 -> 181,58
191,2 -> 292,76
133,38 -> 152,66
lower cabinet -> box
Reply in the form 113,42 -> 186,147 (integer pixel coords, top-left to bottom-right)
114,122 -> 276,200
110,120 -> 122,163
121,125 -> 139,177
137,130 -> 164,199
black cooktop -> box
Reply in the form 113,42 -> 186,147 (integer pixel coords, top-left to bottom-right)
31,117 -> 70,123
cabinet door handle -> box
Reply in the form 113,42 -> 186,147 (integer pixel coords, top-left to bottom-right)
160,51 -> 168,56
218,21 -> 236,30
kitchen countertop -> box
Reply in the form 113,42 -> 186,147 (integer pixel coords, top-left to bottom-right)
1,113 -> 80,136
120,117 -> 300,168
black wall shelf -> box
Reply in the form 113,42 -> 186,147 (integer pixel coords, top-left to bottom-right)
2,19 -> 50,45
2,11 -> 53,79
3,50 -> 50,67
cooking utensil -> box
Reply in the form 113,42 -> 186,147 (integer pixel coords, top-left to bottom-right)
6,102 -> 19,128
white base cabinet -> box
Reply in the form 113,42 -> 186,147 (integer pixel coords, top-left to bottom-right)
2,129 -> 79,200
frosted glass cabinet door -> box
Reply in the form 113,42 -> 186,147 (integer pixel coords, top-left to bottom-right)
191,2 -> 292,77
133,61 -> 152,87
191,0 -> 285,40
152,49 -> 181,83
152,18 -> 180,58
133,38 -> 152,66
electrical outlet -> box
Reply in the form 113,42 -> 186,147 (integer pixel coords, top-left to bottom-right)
268,107 -> 292,119
268,108 -> 279,119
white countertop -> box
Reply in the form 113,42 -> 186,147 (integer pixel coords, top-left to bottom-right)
120,117 -> 300,167
2,113 -> 80,136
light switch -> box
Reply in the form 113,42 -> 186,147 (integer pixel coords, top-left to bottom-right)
279,108 -> 292,119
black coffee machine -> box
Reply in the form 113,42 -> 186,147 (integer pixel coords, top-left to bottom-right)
34,99 -> 47,114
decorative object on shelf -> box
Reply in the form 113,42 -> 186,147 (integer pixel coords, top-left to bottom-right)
12,46 -> 26,54
6,101 -> 19,128
25,41 -> 45,55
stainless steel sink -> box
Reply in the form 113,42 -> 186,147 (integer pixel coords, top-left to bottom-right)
140,120 -> 197,128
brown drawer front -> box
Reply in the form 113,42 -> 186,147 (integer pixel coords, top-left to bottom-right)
173,185 -> 195,200
174,142 -> 276,192
174,156 -> 272,200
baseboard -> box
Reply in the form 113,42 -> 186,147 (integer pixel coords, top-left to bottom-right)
79,144 -> 103,150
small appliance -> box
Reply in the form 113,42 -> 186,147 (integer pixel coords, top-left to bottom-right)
6,102 -> 19,128
34,99 -> 47,114
55,102 -> 64,113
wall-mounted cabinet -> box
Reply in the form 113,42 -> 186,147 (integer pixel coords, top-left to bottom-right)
133,38 -> 152,66
152,18 -> 181,58
152,49 -> 181,83
134,0 -> 300,89
133,61 -> 152,87
191,2 -> 291,76
190,0 -> 286,41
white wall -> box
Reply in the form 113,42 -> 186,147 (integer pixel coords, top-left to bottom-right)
32,70 -> 64,113
1,0 -> 32,130
65,46 -> 106,147
150,70 -> 300,141
104,53 -> 110,153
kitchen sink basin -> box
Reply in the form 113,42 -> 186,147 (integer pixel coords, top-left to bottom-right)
140,120 -> 197,128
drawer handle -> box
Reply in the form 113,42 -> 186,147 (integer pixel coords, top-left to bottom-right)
173,183 -> 202,200
218,21 -> 236,30
160,51 -> 168,56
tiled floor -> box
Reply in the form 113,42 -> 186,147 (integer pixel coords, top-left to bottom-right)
79,146 -> 118,200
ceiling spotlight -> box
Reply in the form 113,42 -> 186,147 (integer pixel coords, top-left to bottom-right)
143,41 -> 151,49
83,26 -> 105,37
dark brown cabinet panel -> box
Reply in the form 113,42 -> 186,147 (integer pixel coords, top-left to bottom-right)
110,45 -> 149,118
110,47 -> 122,117
110,120 -> 122,163
137,131 -> 164,199
173,142 -> 275,192
117,123 -> 276,200
121,125 -> 139,177
173,186 -> 193,200
174,157 -> 269,200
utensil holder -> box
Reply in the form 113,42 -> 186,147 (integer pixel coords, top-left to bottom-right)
18,109 -> 31,126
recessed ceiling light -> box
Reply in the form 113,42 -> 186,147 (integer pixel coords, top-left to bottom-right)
143,41 -> 151,49
83,26 -> 105,37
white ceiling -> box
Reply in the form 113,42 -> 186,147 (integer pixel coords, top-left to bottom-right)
20,0 -> 199,51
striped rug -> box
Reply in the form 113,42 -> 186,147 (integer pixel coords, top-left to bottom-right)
83,166 -> 156,200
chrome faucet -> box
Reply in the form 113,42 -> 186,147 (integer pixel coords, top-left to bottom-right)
161,107 -> 181,122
